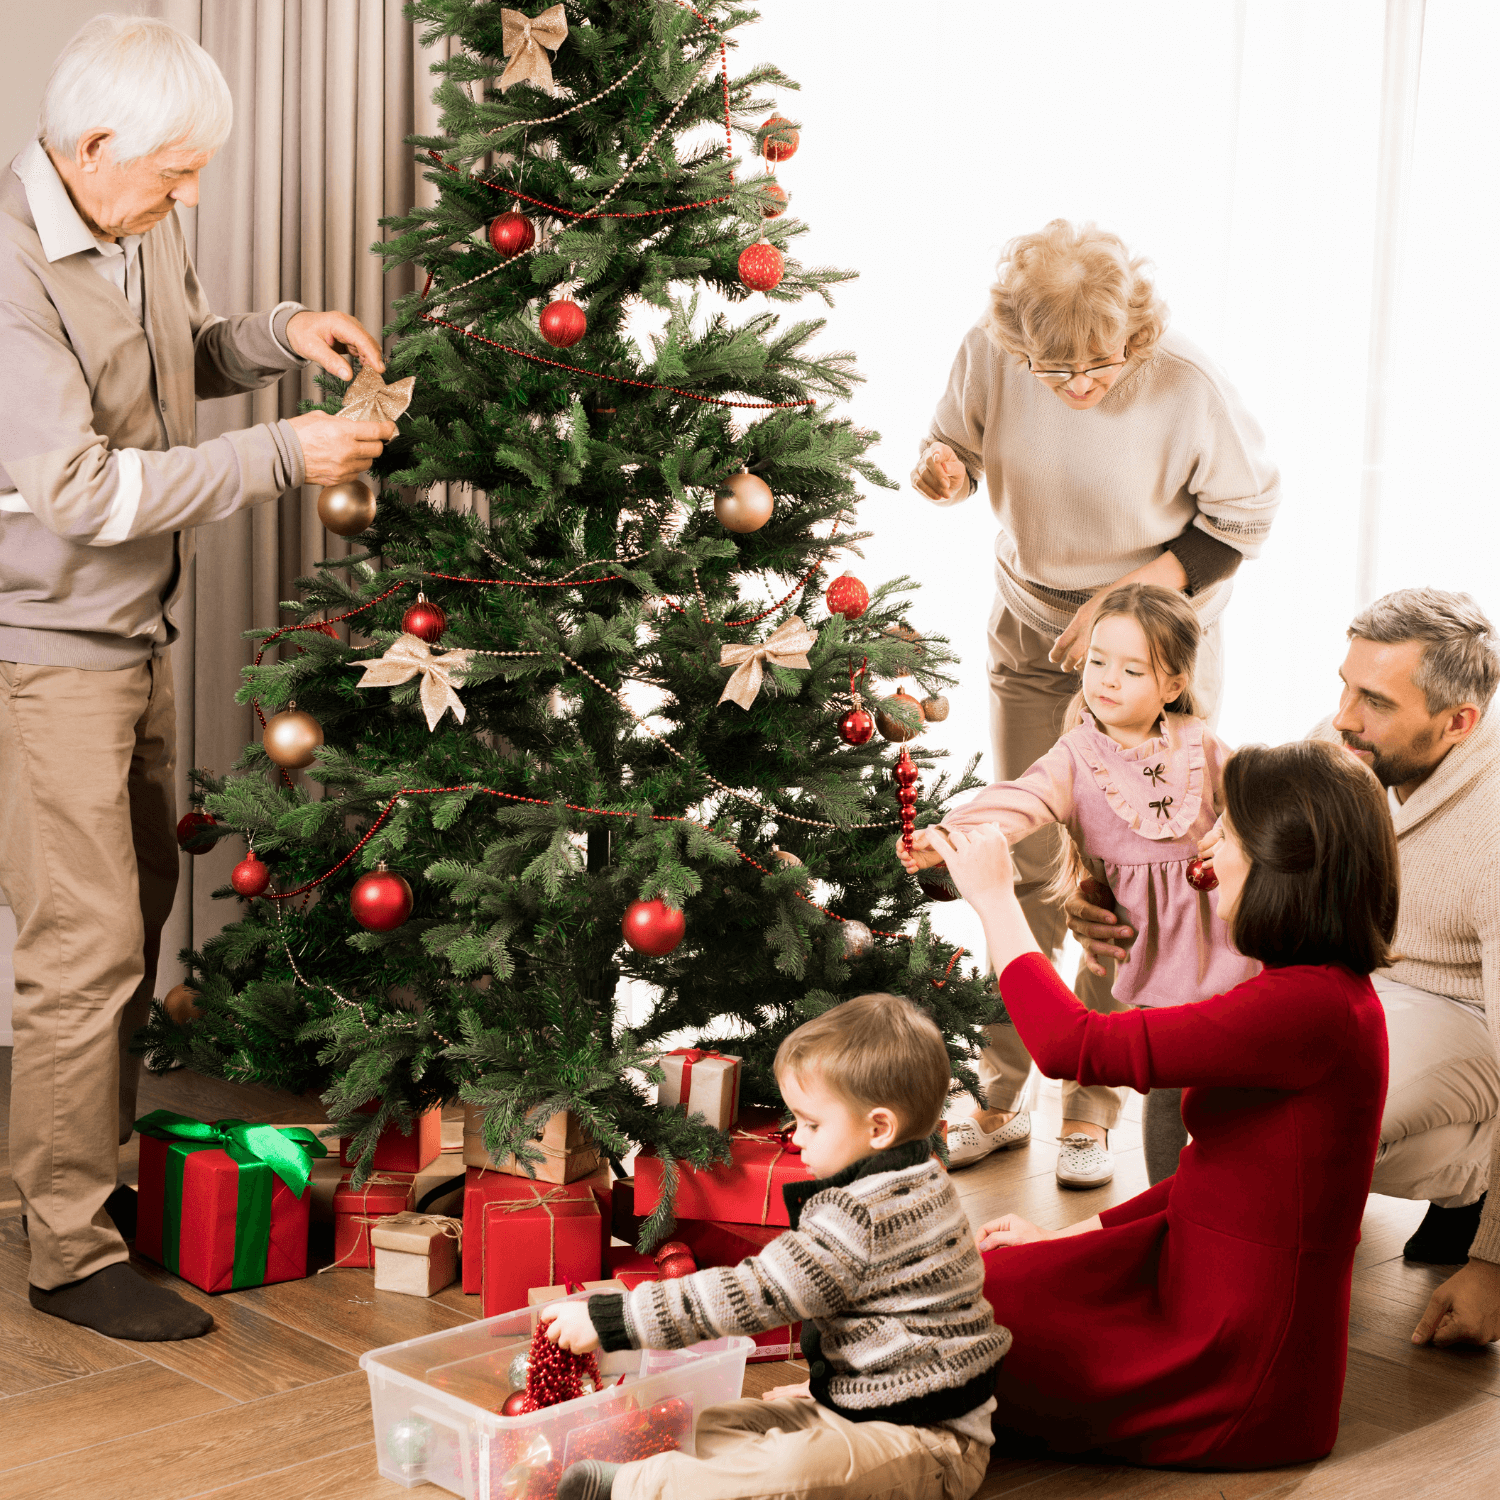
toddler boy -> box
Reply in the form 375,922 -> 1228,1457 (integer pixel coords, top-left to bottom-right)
542,992 -> 1010,1500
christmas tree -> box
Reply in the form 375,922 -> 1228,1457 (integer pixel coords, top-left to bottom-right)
144,0 -> 996,1240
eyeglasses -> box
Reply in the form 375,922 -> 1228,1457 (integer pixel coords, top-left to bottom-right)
1027,356 -> 1128,387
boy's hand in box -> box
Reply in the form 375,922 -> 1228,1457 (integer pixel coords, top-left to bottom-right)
540,1299 -> 600,1355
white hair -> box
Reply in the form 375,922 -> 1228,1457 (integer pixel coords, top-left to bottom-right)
40,14 -> 231,166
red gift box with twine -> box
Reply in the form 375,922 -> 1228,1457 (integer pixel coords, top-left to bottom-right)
463,1164 -> 611,1294
338,1101 -> 443,1173
326,1171 -> 415,1270
633,1105 -> 810,1230
481,1186 -> 602,1317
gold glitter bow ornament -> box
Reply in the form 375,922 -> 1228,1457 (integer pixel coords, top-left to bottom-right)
337,364 -> 416,424
718,616 -> 818,710
353,633 -> 473,732
499,4 -> 569,93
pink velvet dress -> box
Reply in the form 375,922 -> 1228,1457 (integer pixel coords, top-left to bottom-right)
942,712 -> 1257,1008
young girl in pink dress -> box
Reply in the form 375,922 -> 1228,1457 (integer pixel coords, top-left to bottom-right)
901,583 -> 1257,1176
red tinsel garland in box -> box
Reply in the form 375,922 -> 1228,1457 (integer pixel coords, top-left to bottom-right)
526,1324 -> 602,1409
567,1397 -> 693,1464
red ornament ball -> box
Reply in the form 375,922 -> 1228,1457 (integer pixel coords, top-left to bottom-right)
539,299 -> 587,349
401,595 -> 447,643
175,810 -> 219,855
622,898 -> 686,957
489,212 -> 536,258
737,241 -> 784,292
761,116 -> 800,162
231,852 -> 272,898
351,865 -> 413,932
825,573 -> 869,621
1079,877 -> 1117,911
1186,857 -> 1219,892
650,1397 -> 693,1438
658,1253 -> 697,1280
917,874 -> 961,903
838,707 -> 875,746
759,181 -> 788,218
653,1241 -> 692,1264
500,1390 -> 534,1417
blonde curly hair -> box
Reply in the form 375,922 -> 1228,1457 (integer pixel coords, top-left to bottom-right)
987,219 -> 1169,367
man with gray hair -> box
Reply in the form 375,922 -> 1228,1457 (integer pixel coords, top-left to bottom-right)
1071,586 -> 1500,1348
0,15 -> 395,1341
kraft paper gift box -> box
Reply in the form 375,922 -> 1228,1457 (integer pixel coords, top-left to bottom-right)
134,1110 -> 325,1294
633,1120 -> 810,1230
528,1277 -> 626,1330
656,1048 -> 742,1132
481,1191 -> 602,1317
330,1171 -> 416,1269
371,1211 -> 462,1297
462,1102 -> 602,1184
338,1100 -> 443,1173
463,1163 -> 612,1293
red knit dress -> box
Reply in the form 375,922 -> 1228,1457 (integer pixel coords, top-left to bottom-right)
982,953 -> 1388,1469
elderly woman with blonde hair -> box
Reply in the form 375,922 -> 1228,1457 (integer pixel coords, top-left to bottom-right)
914,220 -> 1279,1186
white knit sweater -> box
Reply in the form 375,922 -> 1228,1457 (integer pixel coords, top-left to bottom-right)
924,324 -> 1281,636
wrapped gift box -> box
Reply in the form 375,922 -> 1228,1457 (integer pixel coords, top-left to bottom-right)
528,1277 -> 626,1329
656,1048 -> 742,1132
338,1101 -> 443,1173
134,1111 -> 324,1294
481,1192 -> 602,1317
330,1171 -> 415,1269
634,1122 -> 810,1230
371,1211 -> 462,1297
462,1102 -> 602,1185
463,1163 -> 611,1293
604,1246 -> 661,1289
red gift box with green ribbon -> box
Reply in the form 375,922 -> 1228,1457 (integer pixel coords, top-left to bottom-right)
134,1110 -> 327,1293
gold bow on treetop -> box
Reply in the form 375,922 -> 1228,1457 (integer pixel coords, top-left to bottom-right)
718,616 -> 818,710
353,633 -> 474,732
499,4 -> 569,93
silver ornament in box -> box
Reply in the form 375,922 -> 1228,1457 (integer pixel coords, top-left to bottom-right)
385,1415 -> 432,1472
507,1351 -> 530,1390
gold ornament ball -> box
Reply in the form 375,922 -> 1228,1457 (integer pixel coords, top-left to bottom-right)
263,704 -> 324,768
921,694 -> 951,723
713,472 -> 774,533
163,983 -> 204,1024
771,848 -> 803,867
317,479 -> 378,537
875,690 -> 926,743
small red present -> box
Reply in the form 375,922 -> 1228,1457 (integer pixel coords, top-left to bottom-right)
633,1119 -> 811,1229
339,1101 -> 443,1173
329,1171 -> 415,1269
604,1246 -> 661,1290
657,1048 -> 742,1131
463,1163 -> 611,1293
482,1190 -> 603,1317
134,1111 -> 324,1294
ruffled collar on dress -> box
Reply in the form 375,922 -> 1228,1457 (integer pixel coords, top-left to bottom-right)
1070,711 -> 1207,842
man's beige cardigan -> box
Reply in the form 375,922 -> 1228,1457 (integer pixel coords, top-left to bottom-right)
0,139 -> 307,670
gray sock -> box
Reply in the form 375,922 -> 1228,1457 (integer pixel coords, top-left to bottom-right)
558,1460 -> 621,1500
1142,1087 -> 1187,1185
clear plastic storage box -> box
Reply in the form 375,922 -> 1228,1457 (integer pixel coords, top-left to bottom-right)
359,1295 -> 754,1497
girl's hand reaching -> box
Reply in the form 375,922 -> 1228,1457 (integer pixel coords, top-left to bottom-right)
977,1214 -> 1054,1251
922,825 -> 1016,903
896,825 -> 950,874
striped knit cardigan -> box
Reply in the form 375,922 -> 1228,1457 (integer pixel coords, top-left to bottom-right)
589,1139 -> 1011,1425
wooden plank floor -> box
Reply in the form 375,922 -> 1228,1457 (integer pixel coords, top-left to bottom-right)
1,1052 -> 1496,1498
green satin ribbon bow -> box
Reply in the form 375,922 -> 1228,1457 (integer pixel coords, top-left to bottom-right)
133,1110 -> 327,1197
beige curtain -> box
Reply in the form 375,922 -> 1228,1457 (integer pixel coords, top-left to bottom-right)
147,0 -> 480,986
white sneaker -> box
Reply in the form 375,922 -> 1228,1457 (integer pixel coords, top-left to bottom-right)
945,1111 -> 1032,1168
1055,1133 -> 1114,1188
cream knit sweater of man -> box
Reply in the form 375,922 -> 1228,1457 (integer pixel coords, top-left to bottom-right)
924,323 -> 1281,636
1379,713 -> 1500,1262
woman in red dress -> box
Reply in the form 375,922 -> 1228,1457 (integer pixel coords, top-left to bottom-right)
926,741 -> 1397,1469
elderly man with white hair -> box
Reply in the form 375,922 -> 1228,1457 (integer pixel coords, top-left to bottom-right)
0,16 -> 395,1341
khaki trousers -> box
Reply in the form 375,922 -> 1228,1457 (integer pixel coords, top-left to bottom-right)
612,1398 -> 990,1500
1370,977 -> 1499,1208
980,598 -> 1225,1130
0,656 -> 179,1289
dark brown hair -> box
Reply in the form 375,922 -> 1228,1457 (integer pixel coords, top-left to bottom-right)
1222,741 -> 1398,974
774,993 -> 951,1142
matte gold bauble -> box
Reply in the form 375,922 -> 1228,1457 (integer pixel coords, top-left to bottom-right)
317,479 -> 377,537
263,702 -> 324,768
875,690 -> 926,743
713,471 -> 774,533
771,848 -> 803,867
163,983 -> 204,1024
920,694 -> 950,723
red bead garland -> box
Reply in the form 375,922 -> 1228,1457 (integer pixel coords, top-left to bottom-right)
524,1324 -> 601,1408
